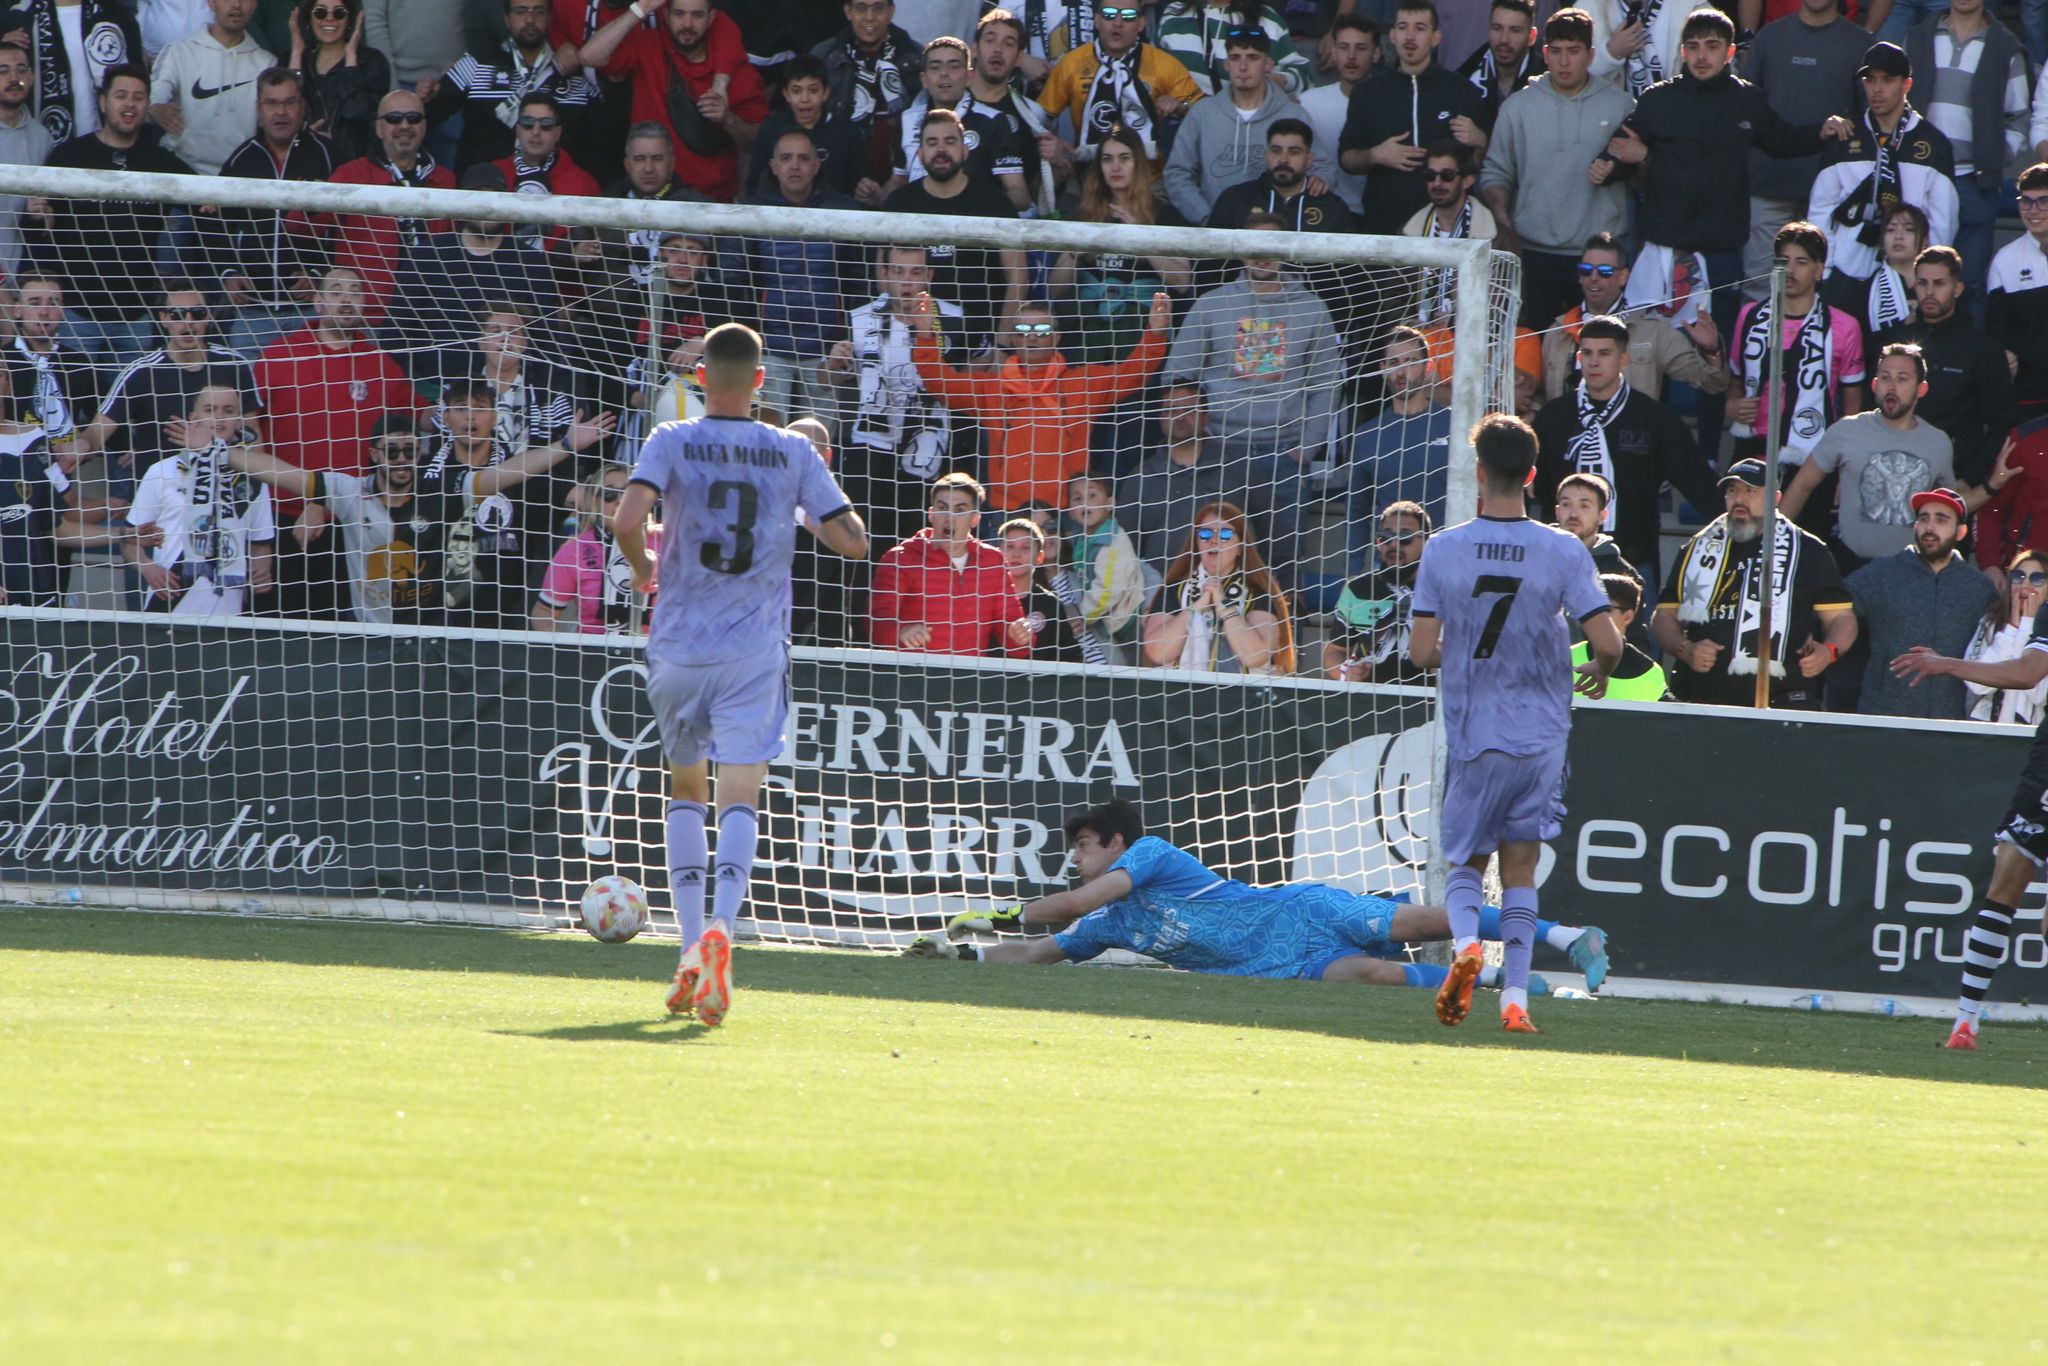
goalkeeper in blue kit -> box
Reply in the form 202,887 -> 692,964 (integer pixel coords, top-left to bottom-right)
907,801 -> 1609,993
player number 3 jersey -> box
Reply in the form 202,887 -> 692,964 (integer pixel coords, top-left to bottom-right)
629,415 -> 851,666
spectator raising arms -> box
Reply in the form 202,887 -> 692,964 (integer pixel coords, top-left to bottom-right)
1143,500 -> 1293,675
287,0 -> 390,165
578,0 -> 765,201
907,287 -> 1169,514
869,471 -> 1030,656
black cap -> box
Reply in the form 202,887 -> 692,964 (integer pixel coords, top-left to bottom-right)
1719,457 -> 1768,488
1858,41 -> 1910,79
459,162 -> 508,192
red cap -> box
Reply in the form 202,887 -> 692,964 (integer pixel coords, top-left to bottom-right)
1910,488 -> 1968,520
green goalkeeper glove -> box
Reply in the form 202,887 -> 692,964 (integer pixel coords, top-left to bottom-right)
945,905 -> 1024,940
903,936 -> 982,961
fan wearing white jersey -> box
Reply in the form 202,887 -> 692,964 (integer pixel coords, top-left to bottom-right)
615,323 -> 869,1027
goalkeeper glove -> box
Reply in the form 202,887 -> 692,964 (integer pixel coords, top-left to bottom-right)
945,905 -> 1024,940
903,936 -> 982,961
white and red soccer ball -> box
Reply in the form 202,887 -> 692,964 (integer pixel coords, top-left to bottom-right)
579,875 -> 649,943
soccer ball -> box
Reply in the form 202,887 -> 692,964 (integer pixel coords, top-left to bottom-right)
579,875 -> 648,943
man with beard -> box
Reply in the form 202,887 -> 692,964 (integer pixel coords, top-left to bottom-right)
0,272 -> 97,482
966,10 -> 1047,210
1164,29 -> 1321,227
1782,342 -> 2007,572
1455,0 -> 1543,122
1538,232 -> 1726,403
1400,143 -> 1495,325
579,0 -> 766,201
1846,486 -> 1998,717
488,90 -> 601,252
1533,315 -> 1713,589
77,281 -> 263,494
214,69 -> 334,358
1325,498 -> 1430,685
894,35 -> 1029,211
419,0 -> 601,171
220,411 -> 443,623
882,108 -> 1023,343
1875,244 -> 2016,486
0,0 -> 139,144
255,265 -> 419,617
300,89 -> 455,317
1344,325 -> 1451,535
381,162 -> 557,377
1651,458 -> 1857,709
1036,0 -> 1202,178
1205,118 -> 1353,233
0,42 -> 51,283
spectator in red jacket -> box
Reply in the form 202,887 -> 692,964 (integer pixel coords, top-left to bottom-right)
576,0 -> 768,201
869,471 -> 1031,657
292,89 -> 455,318
1976,422 -> 2048,575
491,91 -> 600,250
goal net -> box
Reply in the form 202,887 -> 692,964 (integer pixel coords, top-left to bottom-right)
0,165 -> 1518,945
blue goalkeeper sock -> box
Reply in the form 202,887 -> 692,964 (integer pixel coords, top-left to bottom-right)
1478,906 -> 1563,946
711,804 -> 758,933
1499,886 -> 1540,1013
1402,962 -> 1450,989
1444,866 -> 1484,953
666,800 -> 707,952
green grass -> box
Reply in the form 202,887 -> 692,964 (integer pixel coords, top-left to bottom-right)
4,910 -> 2048,1363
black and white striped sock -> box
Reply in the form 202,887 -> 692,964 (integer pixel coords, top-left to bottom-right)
1955,901 -> 2016,1027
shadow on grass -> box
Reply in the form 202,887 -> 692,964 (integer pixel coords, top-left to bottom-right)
12,908 -> 2048,1089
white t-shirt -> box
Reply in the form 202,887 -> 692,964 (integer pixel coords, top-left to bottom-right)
127,446 -> 275,617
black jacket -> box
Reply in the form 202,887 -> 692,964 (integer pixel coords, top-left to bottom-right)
1614,66 -> 1826,253
1876,310 -> 2020,484
1206,174 -> 1356,234
213,133 -> 337,305
1533,385 -> 1718,576
1338,63 -> 1488,234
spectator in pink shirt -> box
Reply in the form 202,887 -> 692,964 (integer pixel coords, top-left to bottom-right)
532,461 -> 657,633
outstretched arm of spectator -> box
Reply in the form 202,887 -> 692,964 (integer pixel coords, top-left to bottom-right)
225,441 -> 318,498
905,293 -> 992,413
1894,640 -> 2048,691
1777,456 -> 1827,521
580,0 -> 654,75
473,410 -> 616,497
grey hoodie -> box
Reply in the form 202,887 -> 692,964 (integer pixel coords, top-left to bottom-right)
1162,84 -> 1327,225
1476,72 -> 1633,256
1163,273 -> 1341,454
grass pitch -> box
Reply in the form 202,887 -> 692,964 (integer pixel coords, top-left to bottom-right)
4,910 -> 2047,1363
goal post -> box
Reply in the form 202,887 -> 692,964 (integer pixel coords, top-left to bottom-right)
0,164 -> 1518,941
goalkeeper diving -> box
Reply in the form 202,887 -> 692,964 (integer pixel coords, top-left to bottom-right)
907,800 -> 1609,994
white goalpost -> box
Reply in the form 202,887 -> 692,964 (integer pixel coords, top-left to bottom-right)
0,164 -> 1519,944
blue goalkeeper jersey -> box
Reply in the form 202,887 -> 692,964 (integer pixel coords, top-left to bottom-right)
1054,837 -> 1401,978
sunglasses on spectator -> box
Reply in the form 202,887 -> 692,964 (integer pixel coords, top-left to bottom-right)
1195,526 -> 1238,542
1013,321 -> 1053,333
1577,263 -> 1618,277
517,116 -> 560,131
373,440 -> 418,458
1423,169 -> 1461,182
1226,27 -> 1263,39
2021,194 -> 2048,212
600,487 -> 625,502
161,305 -> 209,319
310,5 -> 349,18
1096,4 -> 1141,16
2012,569 -> 2048,586
380,111 -> 425,125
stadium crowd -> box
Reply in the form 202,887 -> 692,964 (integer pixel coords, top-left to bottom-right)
9,0 -> 2048,720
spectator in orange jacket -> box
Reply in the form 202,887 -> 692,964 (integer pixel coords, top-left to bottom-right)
869,471 -> 1032,657
907,289 -> 1172,513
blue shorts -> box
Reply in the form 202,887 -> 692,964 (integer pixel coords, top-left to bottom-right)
1439,748 -> 1568,865
1264,884 -> 1402,980
645,644 -> 789,766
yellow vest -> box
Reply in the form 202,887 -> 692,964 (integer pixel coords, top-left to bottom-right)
1572,642 -> 1668,702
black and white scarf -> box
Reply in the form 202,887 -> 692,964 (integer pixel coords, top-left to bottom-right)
1868,262 -> 1914,332
14,338 -> 71,442
846,42 -> 908,126
1468,48 -> 1536,102
596,526 -> 635,628
1080,41 -> 1158,159
1737,298 -> 1833,457
497,40 -> 559,129
1621,0 -> 1667,97
508,150 -> 559,249
24,0 -> 130,142
1568,379 -> 1629,531
1045,567 -> 1110,665
381,152 -> 441,249
1176,567 -> 1250,672
1676,514 -> 1800,679
182,439 -> 261,587
1834,112 -> 1907,248
1419,198 -> 1473,322
1017,0 -> 1092,64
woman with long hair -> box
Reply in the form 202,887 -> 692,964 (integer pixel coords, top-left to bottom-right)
1964,549 -> 2048,724
1143,501 -> 1294,674
1050,125 -> 1190,365
288,0 -> 390,164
